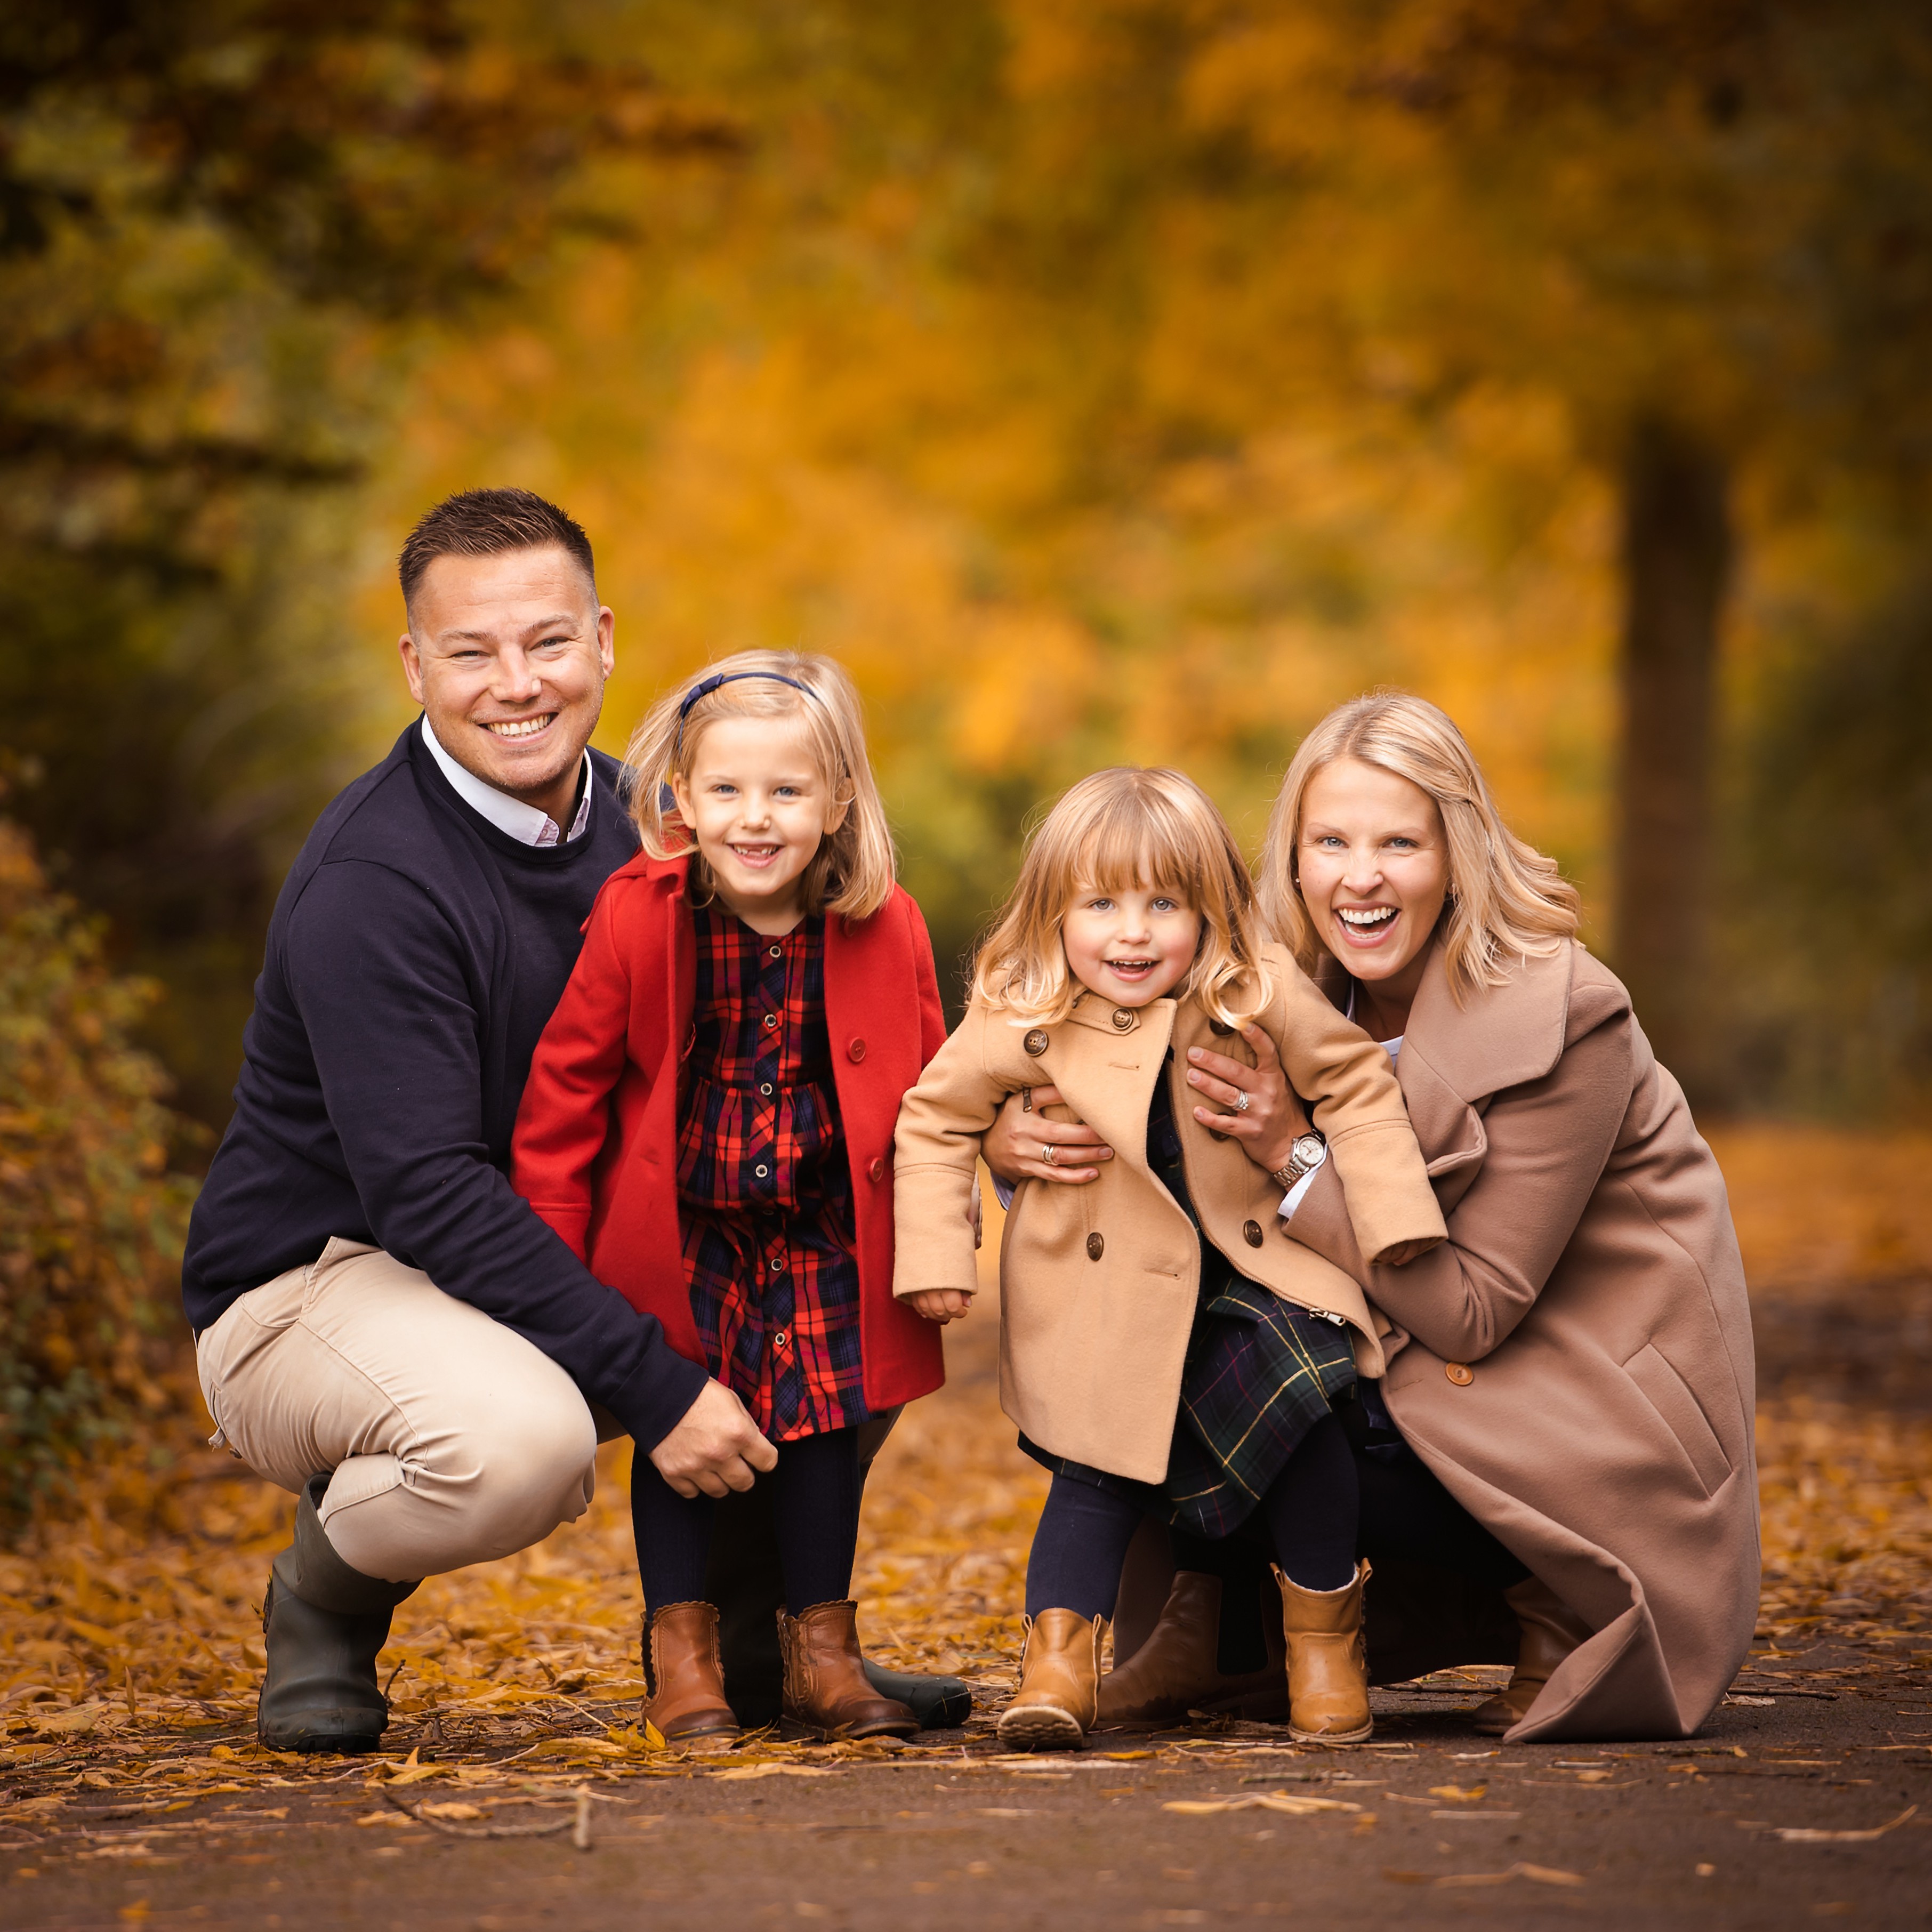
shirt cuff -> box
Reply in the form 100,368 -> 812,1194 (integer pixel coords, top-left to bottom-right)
1278,1166 -> 1321,1221
993,1175 -> 1016,1212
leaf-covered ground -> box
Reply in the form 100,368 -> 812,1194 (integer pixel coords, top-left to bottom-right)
2,1126 -> 1929,1913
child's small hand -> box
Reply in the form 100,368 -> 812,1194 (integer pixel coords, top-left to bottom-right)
907,1288 -> 975,1324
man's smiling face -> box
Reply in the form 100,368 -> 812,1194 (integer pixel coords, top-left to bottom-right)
399,544 -> 615,824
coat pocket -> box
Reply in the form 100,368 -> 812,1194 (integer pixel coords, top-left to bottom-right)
1623,1341 -> 1732,1496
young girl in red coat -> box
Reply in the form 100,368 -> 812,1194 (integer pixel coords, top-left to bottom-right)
513,651 -> 946,1742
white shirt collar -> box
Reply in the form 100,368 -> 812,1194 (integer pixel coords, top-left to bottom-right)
420,716 -> 592,847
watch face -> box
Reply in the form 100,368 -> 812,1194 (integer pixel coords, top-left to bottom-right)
1292,1133 -> 1326,1169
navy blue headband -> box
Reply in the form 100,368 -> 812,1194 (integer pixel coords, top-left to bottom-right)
664,670 -> 830,807
675,670 -> 823,745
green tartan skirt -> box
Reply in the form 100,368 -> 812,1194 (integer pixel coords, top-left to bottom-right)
1019,1274 -> 1358,1540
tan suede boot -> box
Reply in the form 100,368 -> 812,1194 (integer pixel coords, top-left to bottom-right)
778,1600 -> 919,1740
641,1602 -> 740,1744
1472,1575 -> 1594,1736
997,1609 -> 1105,1751
1096,1571 -> 1287,1726
1274,1560 -> 1373,1744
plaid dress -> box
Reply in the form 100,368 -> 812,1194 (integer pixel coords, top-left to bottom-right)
1021,1057 -> 1356,1537
677,907 -> 868,1440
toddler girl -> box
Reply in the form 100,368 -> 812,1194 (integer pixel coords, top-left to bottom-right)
514,651 -> 945,1741
892,767 -> 1444,1746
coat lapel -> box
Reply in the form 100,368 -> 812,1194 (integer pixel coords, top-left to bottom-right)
1346,938 -> 1579,1210
1057,994 -> 1176,1179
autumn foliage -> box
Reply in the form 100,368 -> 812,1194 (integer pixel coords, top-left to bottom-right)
0,819 -> 196,1525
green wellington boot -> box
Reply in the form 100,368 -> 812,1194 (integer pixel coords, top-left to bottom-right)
257,1475 -> 421,1754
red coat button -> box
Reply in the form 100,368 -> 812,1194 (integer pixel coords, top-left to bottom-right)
867,1156 -> 886,1182
848,1037 -> 867,1063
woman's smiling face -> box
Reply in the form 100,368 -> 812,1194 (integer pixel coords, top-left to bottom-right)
1296,756 -> 1449,988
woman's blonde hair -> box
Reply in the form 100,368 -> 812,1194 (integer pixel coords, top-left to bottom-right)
625,649 -> 896,921
972,767 -> 1269,1028
1257,691 -> 1580,999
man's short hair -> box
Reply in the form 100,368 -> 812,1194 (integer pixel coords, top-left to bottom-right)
399,488 -> 595,608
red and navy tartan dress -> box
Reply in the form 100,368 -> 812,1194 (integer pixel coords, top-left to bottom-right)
677,905 -> 869,1440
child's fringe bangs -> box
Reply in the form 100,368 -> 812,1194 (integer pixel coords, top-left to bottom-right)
972,767 -> 1270,1030
623,649 -> 897,921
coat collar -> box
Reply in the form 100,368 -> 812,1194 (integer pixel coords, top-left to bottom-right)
1315,937 -> 1574,1186
1316,936 -> 1574,1105
1065,989 -> 1168,1037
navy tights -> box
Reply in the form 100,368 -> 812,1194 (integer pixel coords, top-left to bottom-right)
631,1425 -> 861,1618
1025,1412 -> 1359,1619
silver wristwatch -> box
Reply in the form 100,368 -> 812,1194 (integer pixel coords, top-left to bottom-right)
1270,1131 -> 1327,1192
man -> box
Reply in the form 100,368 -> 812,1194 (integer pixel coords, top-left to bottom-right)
183,489 -> 962,1749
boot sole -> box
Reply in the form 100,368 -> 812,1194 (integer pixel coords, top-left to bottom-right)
1289,1720 -> 1373,1744
996,1704 -> 1085,1750
259,1729 -> 384,1754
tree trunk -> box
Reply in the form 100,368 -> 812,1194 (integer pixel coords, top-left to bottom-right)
1613,415 -> 1733,1100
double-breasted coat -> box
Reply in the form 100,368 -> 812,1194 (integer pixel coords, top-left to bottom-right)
1286,937 -> 1760,1741
512,852 -> 946,1415
891,945 -> 1447,1483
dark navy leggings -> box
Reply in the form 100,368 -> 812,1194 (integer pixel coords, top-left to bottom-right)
632,1424 -> 860,1619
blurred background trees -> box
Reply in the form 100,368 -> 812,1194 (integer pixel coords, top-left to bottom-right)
3,0 -> 1929,1181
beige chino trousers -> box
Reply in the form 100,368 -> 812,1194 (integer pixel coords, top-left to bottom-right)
195,1238 -> 606,1584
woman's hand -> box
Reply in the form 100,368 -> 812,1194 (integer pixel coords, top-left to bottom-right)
1187,1025 -> 1311,1175
907,1288 -> 974,1324
983,1084 -> 1114,1185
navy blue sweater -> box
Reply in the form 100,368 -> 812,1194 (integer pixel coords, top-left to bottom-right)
181,723 -> 707,1448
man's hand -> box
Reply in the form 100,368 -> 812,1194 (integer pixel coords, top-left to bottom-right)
983,1084 -> 1113,1185
648,1378 -> 777,1499
906,1288 -> 975,1324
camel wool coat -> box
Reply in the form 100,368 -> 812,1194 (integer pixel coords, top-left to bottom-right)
1286,938 -> 1759,1742
892,944 -> 1447,1482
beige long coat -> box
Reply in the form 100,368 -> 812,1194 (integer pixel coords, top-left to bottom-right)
1286,938 -> 1759,1742
892,945 -> 1446,1482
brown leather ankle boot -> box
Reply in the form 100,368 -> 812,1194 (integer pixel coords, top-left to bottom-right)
778,1601 -> 917,1740
1096,1571 -> 1287,1726
1472,1575 -> 1593,1736
642,1602 -> 740,1744
997,1609 -> 1105,1751
1275,1560 -> 1373,1744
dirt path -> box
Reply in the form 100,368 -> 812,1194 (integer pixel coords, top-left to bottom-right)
4,1674 -> 1929,1931
5,1157 -> 1930,1929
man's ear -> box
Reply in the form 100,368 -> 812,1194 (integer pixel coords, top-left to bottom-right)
399,631 -> 426,706
596,604 -> 616,679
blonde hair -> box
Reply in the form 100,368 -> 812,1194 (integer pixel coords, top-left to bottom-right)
1257,691 -> 1580,999
972,767 -> 1270,1028
625,650 -> 896,921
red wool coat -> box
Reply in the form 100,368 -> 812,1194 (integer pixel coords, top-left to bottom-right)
512,853 -> 947,1415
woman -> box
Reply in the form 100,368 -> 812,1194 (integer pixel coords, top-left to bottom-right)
985,691 -> 1758,1741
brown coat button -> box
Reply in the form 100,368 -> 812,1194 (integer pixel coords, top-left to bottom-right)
1445,1362 -> 1474,1386
847,1037 -> 867,1062
1110,1007 -> 1134,1031
1208,1017 -> 1234,1036
1024,1028 -> 1050,1057
1086,1232 -> 1104,1261
1242,1220 -> 1263,1247
867,1156 -> 886,1182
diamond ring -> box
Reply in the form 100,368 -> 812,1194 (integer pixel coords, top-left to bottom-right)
1233,1090 -> 1251,1114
